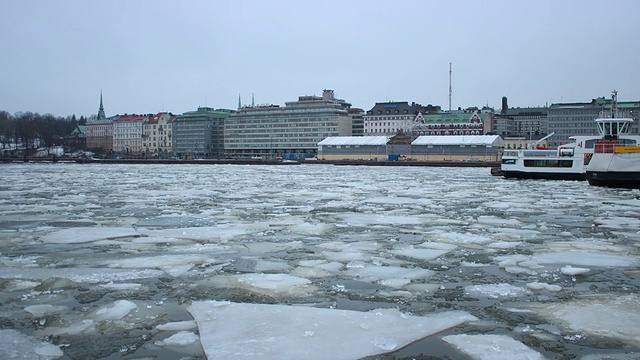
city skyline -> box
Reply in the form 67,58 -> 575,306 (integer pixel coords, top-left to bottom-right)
1,0 -> 639,117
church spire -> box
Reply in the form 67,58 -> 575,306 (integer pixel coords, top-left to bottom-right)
97,90 -> 106,120
251,93 -> 255,107
237,93 -> 242,110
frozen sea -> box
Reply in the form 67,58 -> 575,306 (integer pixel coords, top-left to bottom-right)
1,163 -> 639,360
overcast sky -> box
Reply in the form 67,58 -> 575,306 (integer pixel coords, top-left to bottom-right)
1,0 -> 639,117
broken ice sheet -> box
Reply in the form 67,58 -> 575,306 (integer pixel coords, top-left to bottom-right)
187,301 -> 478,360
443,334 -> 544,360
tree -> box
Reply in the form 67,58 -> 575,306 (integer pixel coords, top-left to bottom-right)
0,111 -> 11,150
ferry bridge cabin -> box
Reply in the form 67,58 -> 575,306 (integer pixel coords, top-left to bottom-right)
317,135 -> 504,161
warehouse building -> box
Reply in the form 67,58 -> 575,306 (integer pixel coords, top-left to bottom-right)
318,135 -> 503,161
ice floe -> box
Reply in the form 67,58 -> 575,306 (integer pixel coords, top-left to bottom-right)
465,283 -> 532,299
0,329 -> 64,359
155,331 -> 199,347
527,294 -> 640,346
40,227 -> 139,244
443,334 -> 544,360
187,301 -> 478,360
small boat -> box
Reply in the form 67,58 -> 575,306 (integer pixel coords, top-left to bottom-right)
586,91 -> 640,189
500,133 -> 599,181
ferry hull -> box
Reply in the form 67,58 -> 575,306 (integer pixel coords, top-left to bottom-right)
501,170 -> 586,181
586,171 -> 640,189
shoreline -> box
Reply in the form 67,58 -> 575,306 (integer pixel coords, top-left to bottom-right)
1,157 -> 499,167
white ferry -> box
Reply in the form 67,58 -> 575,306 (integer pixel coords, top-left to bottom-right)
586,92 -> 640,189
500,134 -> 599,181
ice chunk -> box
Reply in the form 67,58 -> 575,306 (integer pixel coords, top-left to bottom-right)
0,329 -> 64,359
465,283 -> 531,299
288,222 -> 331,235
188,301 -> 478,360
560,265 -> 590,275
443,334 -> 544,360
157,320 -> 198,331
155,331 -> 199,347
95,300 -> 137,321
24,304 -> 68,317
390,245 -> 451,261
40,227 -> 139,244
528,294 -> 640,346
99,282 -> 144,291
526,282 -> 563,292
476,216 -> 522,226
207,273 -> 316,297
344,265 -> 434,284
0,267 -> 163,284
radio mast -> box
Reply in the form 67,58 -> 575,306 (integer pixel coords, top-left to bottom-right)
448,62 -> 452,112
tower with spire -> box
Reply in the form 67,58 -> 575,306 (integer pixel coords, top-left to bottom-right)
237,93 -> 242,110
97,90 -> 106,121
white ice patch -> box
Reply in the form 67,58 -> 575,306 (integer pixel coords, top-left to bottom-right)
465,283 -> 532,299
390,245 -> 451,261
528,294 -> 640,346
24,304 -> 69,317
254,259 -> 292,272
288,222 -> 331,235
0,267 -> 163,284
156,320 -> 198,331
40,227 -> 139,244
427,231 -> 494,246
338,213 -> 427,226
443,334 -> 544,360
560,265 -> 590,275
140,224 -> 264,243
0,329 -> 64,359
526,282 -> 563,292
99,282 -> 144,291
95,300 -> 137,321
187,301 -> 478,360
476,216 -> 522,226
343,264 -> 434,286
107,254 -> 216,276
155,331 -> 199,347
207,273 -> 316,297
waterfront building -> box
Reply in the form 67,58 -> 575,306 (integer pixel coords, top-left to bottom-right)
172,107 -> 232,159
364,102 -> 417,136
547,96 -> 640,147
415,110 -> 486,136
142,112 -> 176,158
318,134 -> 503,161
225,89 -> 353,159
488,98 -> 548,139
85,93 -> 117,152
348,108 -> 365,136
113,114 -> 148,155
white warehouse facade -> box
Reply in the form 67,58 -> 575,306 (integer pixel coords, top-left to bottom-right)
318,135 -> 503,161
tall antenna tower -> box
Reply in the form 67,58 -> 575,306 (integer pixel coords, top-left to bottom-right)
448,62 -> 452,111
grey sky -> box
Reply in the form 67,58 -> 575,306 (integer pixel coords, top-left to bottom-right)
1,0 -> 639,117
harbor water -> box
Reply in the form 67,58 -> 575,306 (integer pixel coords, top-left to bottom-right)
0,163 -> 639,359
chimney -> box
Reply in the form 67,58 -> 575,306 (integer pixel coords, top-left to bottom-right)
501,96 -> 508,115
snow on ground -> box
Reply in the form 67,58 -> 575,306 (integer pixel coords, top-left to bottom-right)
442,334 -> 544,360
187,301 -> 478,360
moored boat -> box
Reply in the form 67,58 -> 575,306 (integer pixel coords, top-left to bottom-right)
586,91 -> 640,189
500,134 -> 599,181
